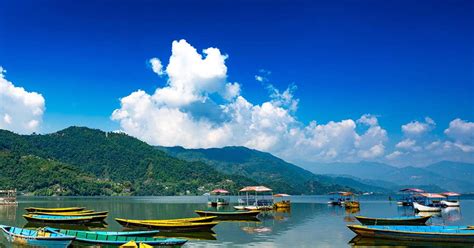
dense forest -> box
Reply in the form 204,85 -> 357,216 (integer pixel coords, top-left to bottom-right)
0,127 -> 255,196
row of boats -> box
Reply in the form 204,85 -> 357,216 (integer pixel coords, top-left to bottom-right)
347,215 -> 474,243
397,188 -> 462,212
1,206 -> 268,247
345,188 -> 472,244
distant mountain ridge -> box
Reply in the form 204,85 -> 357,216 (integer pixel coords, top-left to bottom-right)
308,161 -> 474,193
157,146 -> 386,194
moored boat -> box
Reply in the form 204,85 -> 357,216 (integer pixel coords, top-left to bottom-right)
234,186 -> 274,211
413,202 -> 441,212
207,189 -> 230,206
46,227 -> 187,246
115,216 -> 216,225
33,210 -> 108,216
23,214 -> 100,224
355,215 -> 431,225
397,188 -> 425,206
115,218 -> 219,232
195,210 -> 260,220
0,225 -> 75,247
441,192 -> 461,207
273,194 -> 291,209
347,225 -> 474,243
25,207 -> 85,213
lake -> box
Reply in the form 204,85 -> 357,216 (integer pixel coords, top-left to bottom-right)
0,195 -> 473,247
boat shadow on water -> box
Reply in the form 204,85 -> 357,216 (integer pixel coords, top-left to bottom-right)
349,236 -> 474,247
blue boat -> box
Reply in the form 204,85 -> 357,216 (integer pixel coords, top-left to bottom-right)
355,215 -> 431,225
0,225 -> 75,247
24,214 -> 97,224
46,227 -> 160,236
46,227 -> 187,246
348,225 -> 474,243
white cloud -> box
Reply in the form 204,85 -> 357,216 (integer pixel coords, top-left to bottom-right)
149,58 -> 164,76
396,138 -> 417,150
386,150 -> 403,160
444,118 -> 474,152
0,66 -> 45,134
401,117 -> 436,136
111,40 -> 389,163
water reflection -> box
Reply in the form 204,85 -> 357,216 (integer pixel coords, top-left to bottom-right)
0,205 -> 17,221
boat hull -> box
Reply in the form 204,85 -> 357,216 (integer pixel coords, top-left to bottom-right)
348,225 -> 474,243
413,202 -> 441,212
23,214 -> 95,224
115,218 -> 218,232
195,210 -> 260,220
0,225 -> 75,248
355,215 -> 431,225
441,200 -> 460,207
46,228 -> 187,246
274,202 -> 291,209
25,207 -> 85,213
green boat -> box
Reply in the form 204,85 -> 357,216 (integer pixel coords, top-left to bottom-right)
195,210 -> 260,220
46,227 -> 187,246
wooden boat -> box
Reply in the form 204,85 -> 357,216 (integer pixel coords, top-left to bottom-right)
25,207 -> 85,213
195,210 -> 260,220
273,193 -> 291,209
347,225 -> 474,242
46,228 -> 187,246
349,236 -> 474,247
23,214 -> 102,224
115,218 -> 219,232
355,215 -> 431,225
46,227 -> 160,236
413,202 -> 441,212
116,216 -> 216,225
33,210 -> 108,216
441,192 -> 461,207
0,225 -> 75,247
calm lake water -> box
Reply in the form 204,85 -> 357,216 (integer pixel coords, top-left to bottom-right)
0,195 -> 473,247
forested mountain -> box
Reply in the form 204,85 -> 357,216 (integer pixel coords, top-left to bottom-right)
0,127 -> 255,196
157,146 -> 373,194
0,127 -> 354,196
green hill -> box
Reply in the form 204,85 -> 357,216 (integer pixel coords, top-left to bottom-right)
157,146 -> 367,194
0,127 -> 255,196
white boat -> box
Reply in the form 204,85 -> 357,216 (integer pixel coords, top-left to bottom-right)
440,200 -> 460,207
413,202 -> 441,212
233,206 -> 246,210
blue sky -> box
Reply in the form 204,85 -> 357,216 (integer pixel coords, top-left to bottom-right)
0,0 -> 473,166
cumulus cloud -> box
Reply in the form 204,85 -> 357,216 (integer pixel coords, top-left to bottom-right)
0,66 -> 45,134
111,40 -> 389,163
149,58 -> 164,76
444,119 -> 474,152
401,117 -> 436,136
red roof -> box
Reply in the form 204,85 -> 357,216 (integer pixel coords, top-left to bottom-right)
240,186 -> 272,192
400,188 -> 425,193
416,193 -> 446,198
274,193 -> 291,197
211,189 -> 229,194
442,192 -> 460,197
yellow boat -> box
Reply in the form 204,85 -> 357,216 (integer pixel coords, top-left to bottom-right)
32,211 -> 108,217
25,207 -> 86,213
273,193 -> 291,209
115,218 -> 218,232
116,216 -> 216,224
